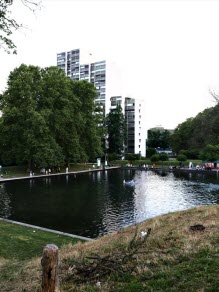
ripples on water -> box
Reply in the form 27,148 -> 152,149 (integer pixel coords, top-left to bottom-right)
0,170 -> 218,238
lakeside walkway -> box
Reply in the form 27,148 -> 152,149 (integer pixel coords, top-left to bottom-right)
122,165 -> 219,175
0,165 -> 121,183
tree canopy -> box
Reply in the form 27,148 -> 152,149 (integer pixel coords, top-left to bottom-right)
170,103 -> 219,159
0,64 -> 103,168
147,129 -> 171,149
106,105 -> 126,157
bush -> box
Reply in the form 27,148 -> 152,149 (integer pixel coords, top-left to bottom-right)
146,148 -> 156,158
108,153 -> 119,161
177,154 -> 187,162
159,153 -> 169,161
150,154 -> 160,163
125,153 -> 140,161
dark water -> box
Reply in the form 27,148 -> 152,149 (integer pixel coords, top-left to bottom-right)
0,169 -> 218,238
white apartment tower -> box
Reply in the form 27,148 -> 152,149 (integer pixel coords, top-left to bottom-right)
57,49 -> 122,115
57,49 -> 146,156
110,96 -> 146,157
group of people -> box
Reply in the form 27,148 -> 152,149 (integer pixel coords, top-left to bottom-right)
29,166 -> 69,176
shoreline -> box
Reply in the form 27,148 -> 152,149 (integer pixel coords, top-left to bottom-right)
0,217 -> 92,241
0,165 -> 121,183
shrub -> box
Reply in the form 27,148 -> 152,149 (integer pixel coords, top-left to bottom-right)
177,154 -> 187,162
150,154 -> 160,163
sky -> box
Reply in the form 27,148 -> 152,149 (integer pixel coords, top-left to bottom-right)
1,0 -> 219,130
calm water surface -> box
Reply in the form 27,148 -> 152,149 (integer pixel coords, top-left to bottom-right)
0,169 -> 218,238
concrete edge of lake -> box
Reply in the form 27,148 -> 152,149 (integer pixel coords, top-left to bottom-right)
0,165 -> 121,183
0,217 -> 93,241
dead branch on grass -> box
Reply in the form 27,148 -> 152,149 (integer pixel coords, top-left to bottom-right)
63,227 -> 151,284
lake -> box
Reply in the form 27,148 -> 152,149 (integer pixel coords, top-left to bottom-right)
0,169 -> 218,238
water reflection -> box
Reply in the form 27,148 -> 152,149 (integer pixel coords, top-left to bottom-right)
0,184 -> 12,218
0,170 -> 218,238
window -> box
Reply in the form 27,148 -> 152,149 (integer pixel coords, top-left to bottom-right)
139,145 -> 141,148
139,139 -> 141,142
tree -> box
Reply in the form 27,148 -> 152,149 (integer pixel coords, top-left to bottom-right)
0,64 -> 103,167
147,129 -> 171,149
200,144 -> 219,162
170,102 -> 219,156
106,105 -> 126,156
170,118 -> 194,154
146,147 -> 156,158
0,0 -> 41,54
39,66 -> 82,165
71,80 -> 103,161
0,64 -> 65,167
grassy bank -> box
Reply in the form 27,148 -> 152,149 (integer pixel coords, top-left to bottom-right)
0,205 -> 218,291
0,221 -> 83,291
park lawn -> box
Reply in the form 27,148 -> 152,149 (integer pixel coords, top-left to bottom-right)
0,220 -> 83,291
0,205 -> 218,291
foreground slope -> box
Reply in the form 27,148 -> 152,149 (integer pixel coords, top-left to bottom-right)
0,205 -> 218,291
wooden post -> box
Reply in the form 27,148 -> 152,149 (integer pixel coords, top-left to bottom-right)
41,244 -> 59,292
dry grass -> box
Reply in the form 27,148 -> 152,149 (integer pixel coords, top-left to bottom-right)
0,205 -> 218,291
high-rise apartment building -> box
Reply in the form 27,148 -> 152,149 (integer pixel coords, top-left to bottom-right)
57,49 -> 146,156
110,96 -> 146,157
57,49 -> 106,112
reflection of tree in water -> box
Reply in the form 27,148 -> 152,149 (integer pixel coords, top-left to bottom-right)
0,185 -> 12,218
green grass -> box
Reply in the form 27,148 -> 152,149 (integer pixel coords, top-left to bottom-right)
0,221 -> 81,261
0,220 -> 83,291
0,206 -> 218,291
60,205 -> 219,291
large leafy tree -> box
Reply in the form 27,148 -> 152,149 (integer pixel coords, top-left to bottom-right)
39,66 -> 82,165
106,105 -> 126,156
147,129 -> 171,149
0,64 -> 103,167
0,0 -> 41,54
71,80 -> 103,161
170,102 -> 219,157
0,64 -> 64,168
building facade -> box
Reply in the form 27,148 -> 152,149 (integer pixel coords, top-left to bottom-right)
57,49 -> 107,113
57,49 -> 145,156
110,96 -> 146,157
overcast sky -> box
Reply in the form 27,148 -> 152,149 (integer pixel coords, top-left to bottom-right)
0,0 -> 219,130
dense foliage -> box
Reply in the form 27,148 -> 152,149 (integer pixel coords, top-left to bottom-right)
0,64 -> 103,168
170,103 -> 219,160
147,129 -> 171,149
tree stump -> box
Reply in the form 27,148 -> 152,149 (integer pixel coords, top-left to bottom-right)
41,244 -> 59,292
